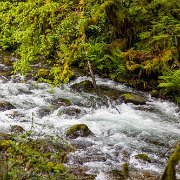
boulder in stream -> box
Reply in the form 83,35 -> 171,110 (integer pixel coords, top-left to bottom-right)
0,101 -> 15,111
122,93 -> 146,105
71,80 -> 94,93
66,124 -> 93,139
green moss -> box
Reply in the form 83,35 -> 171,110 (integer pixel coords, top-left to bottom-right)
122,163 -> 129,179
122,93 -> 146,105
0,140 -> 12,151
66,124 -> 92,139
135,154 -> 151,163
161,144 -> 180,180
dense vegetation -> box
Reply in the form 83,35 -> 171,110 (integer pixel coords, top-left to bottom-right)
0,0 -> 180,102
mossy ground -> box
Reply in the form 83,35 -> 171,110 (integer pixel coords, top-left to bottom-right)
0,132 -> 76,179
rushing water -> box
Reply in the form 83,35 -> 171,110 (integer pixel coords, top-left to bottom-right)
0,61 -> 180,179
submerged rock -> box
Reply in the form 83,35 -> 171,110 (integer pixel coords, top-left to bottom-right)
36,107 -> 52,118
122,93 -> 146,105
66,124 -> 93,139
58,107 -> 81,117
0,101 -> 15,111
50,98 -> 71,108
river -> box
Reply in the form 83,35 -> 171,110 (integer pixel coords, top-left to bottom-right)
0,54 -> 180,179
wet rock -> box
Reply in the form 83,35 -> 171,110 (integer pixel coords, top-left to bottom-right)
71,139 -> 94,149
58,107 -> 81,117
36,107 -> 52,118
97,85 -> 126,100
150,90 -> 159,97
50,98 -> 71,108
69,165 -> 96,180
10,125 -> 25,134
122,93 -> 146,105
66,124 -> 93,139
135,153 -> 151,162
0,101 -> 15,111
0,70 -> 12,77
71,80 -> 94,93
8,110 -> 25,119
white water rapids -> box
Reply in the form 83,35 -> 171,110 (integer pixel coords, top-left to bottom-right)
0,71 -> 180,178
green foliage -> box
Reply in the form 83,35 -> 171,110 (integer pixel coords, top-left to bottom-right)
158,69 -> 180,103
0,0 -> 179,101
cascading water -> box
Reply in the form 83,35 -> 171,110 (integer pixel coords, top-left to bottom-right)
0,61 -> 179,179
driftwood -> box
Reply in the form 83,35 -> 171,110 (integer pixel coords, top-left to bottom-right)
87,60 -> 97,90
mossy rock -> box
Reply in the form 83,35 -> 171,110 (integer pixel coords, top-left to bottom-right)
97,85 -> 127,100
66,124 -> 93,139
0,101 -> 15,111
71,80 -> 94,93
135,153 -> 151,162
150,90 -> 159,97
122,93 -> 146,105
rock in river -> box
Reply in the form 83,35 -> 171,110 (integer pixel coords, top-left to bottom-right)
66,124 -> 93,139
0,101 -> 15,111
122,93 -> 146,105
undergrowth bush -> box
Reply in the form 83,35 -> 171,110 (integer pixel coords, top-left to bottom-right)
0,0 -> 179,101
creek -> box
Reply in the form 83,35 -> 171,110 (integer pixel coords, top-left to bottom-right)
0,54 -> 180,179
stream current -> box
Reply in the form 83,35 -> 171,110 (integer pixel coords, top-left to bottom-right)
0,62 -> 180,179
